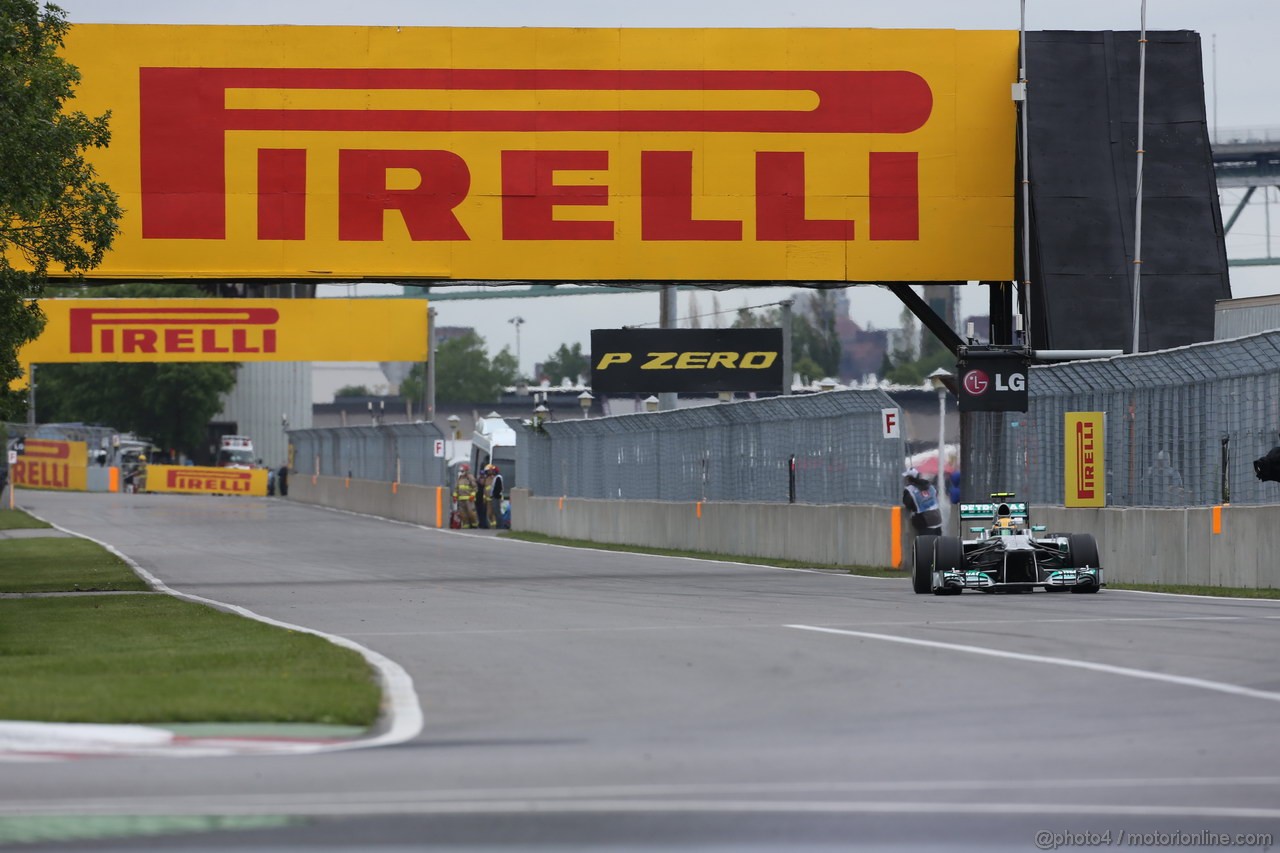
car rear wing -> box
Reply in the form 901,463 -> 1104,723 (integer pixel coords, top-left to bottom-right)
959,502 -> 1028,519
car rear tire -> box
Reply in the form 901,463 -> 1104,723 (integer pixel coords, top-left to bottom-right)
933,536 -> 965,595
912,535 -> 938,594
1068,533 -> 1101,593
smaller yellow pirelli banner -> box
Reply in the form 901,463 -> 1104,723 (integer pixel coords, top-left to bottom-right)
1064,412 -> 1106,508
12,439 -> 88,491
147,465 -> 269,497
18,298 -> 429,365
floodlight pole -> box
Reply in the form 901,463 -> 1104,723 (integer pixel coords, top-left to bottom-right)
1130,1 -> 1149,354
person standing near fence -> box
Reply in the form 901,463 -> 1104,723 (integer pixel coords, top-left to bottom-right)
1143,449 -> 1185,505
454,464 -> 479,529
487,464 -> 507,529
475,464 -> 490,529
902,467 -> 943,538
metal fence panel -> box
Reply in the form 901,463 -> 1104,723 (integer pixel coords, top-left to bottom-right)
966,330 -> 1280,506
520,389 -> 906,505
289,422 -> 448,487
2,422 -> 121,463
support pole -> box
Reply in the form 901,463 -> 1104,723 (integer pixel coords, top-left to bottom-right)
425,306 -> 437,422
658,285 -> 678,411
26,365 -> 35,428
1224,187 -> 1256,234
1018,0 -> 1034,349
780,298 -> 794,395
937,387 -> 948,530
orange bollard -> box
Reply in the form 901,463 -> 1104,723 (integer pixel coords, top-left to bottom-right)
890,506 -> 903,568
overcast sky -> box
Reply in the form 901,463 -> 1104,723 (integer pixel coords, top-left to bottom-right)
52,0 -> 1280,377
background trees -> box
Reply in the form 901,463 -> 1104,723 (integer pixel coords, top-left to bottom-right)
732,292 -> 842,382
400,331 -> 519,405
538,342 -> 589,385
0,0 -> 121,419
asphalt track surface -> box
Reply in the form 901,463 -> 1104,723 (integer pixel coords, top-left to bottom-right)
5,491 -> 1280,852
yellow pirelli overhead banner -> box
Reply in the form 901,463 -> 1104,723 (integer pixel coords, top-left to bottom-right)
56,25 -> 1016,283
1064,412 -> 1106,508
12,440 -> 89,491
147,465 -> 269,497
18,299 -> 428,364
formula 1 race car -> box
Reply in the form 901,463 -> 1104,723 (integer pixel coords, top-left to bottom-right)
912,494 -> 1103,595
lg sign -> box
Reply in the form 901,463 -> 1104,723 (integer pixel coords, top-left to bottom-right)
957,354 -> 1029,413
962,369 -> 1024,395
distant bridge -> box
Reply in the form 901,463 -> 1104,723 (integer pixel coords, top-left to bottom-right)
1213,127 -> 1280,266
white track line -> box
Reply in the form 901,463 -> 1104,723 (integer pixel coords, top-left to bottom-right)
788,624 -> 1280,704
16,511 -> 423,756
3,797 -> 1280,820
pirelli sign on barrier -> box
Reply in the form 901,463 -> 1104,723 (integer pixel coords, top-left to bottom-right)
147,465 -> 269,497
49,25 -> 1016,282
11,439 -> 88,491
591,328 -> 784,394
1065,412 -> 1106,508
18,299 -> 428,364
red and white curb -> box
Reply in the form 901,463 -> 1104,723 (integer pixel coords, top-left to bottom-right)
0,722 -> 364,761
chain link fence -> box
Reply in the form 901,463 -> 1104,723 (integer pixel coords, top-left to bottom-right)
2,422 -> 122,460
289,422 -> 449,487
518,389 -> 905,505
965,330 -> 1280,507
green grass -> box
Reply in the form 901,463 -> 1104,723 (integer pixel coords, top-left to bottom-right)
499,530 -> 904,578
0,534 -> 381,726
1107,582 -> 1280,599
0,815 -> 298,847
0,509 -> 51,530
0,538 -> 150,592
0,595 -> 380,725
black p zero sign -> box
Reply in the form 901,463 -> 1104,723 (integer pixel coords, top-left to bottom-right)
957,352 -> 1029,412
591,328 -> 784,394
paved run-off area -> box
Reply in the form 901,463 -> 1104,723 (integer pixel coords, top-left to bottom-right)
4,490 -> 1280,851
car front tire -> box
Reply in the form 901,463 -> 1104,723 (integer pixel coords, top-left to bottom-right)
912,534 -> 939,594
1067,533 -> 1101,593
933,536 -> 965,595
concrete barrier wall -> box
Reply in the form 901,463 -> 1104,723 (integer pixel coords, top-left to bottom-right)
513,490 -> 897,568
289,477 -> 1280,587
291,474 -> 445,528
1036,505 -> 1279,588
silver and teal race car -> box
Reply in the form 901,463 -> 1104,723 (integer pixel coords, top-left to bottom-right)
912,494 -> 1103,595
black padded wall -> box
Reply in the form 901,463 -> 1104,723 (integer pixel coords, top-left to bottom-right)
1022,31 -> 1230,352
